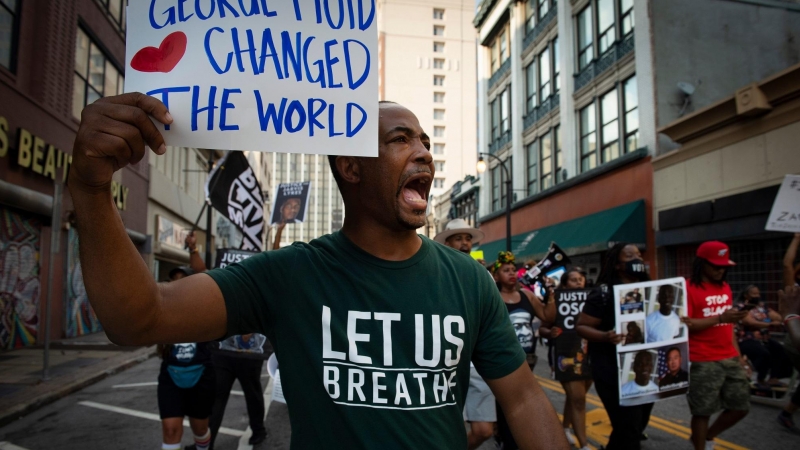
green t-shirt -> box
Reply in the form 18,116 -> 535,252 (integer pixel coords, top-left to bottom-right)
207,232 -> 524,449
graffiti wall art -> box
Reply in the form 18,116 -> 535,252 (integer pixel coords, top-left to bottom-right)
65,228 -> 101,337
0,207 -> 41,349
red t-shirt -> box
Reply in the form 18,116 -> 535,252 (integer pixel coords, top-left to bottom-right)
686,281 -> 739,362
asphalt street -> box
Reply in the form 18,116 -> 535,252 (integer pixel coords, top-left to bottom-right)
0,344 -> 798,449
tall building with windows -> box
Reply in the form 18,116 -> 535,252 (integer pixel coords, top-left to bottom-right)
472,0 -> 800,282
377,0 -> 478,202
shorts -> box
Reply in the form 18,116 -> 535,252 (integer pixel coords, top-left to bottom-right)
463,366 -> 496,422
157,365 -> 216,419
687,357 -> 750,416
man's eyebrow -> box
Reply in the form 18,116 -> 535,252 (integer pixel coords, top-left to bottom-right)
420,132 -> 430,141
386,126 -> 425,138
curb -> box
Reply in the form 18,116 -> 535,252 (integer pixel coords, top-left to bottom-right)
0,346 -> 157,428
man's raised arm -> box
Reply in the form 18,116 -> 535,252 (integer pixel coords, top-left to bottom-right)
70,93 -> 227,346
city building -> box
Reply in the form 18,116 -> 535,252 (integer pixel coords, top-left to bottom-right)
377,0 -> 478,204
0,0 -> 146,346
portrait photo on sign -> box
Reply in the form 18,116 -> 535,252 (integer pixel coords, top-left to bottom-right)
621,319 -> 645,346
618,349 -> 660,404
643,282 -> 685,344
617,342 -> 690,406
619,287 -> 644,315
270,182 -> 312,225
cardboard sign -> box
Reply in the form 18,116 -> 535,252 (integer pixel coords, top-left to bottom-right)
270,181 -> 312,225
614,278 -> 690,406
553,289 -> 592,382
215,248 -> 258,269
125,0 -> 378,156
766,175 -> 800,233
470,250 -> 484,261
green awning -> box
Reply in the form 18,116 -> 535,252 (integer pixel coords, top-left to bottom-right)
477,200 -> 646,261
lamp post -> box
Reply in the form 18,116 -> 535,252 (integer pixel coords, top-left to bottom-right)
476,153 -> 512,252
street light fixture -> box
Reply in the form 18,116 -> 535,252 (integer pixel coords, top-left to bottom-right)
476,152 -> 512,252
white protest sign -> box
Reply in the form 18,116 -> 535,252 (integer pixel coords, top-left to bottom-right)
124,0 -> 378,156
766,174 -> 800,233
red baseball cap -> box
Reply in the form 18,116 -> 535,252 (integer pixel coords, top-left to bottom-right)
696,241 -> 736,266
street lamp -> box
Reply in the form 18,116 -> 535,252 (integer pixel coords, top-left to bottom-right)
476,153 -> 512,252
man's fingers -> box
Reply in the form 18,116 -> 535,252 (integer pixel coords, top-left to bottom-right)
97,93 -> 173,126
95,103 -> 167,155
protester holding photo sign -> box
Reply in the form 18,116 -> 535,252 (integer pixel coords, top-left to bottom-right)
68,96 -> 567,449
682,241 -> 750,450
645,284 -> 682,343
576,243 -> 653,450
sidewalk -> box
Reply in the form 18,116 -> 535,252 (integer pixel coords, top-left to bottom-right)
0,331 -> 155,427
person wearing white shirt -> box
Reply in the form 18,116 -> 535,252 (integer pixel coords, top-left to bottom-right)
621,351 -> 659,397
646,285 -> 681,343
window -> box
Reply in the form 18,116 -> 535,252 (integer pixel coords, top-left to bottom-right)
433,25 -> 445,36
500,87 -> 510,134
623,76 -> 639,152
538,47 -> 551,102
434,161 -> 445,172
554,125 -> 563,183
620,0 -> 634,36
433,126 -> 445,137
434,178 -> 445,189
538,0 -> 550,20
98,0 -> 126,31
579,103 -> 597,173
0,0 -> 18,71
434,92 -> 445,103
433,109 -> 445,120
491,166 -> 501,212
491,97 -> 500,141
434,42 -> 445,53
489,26 -> 509,74
597,0 -> 616,54
73,28 -> 125,119
433,143 -> 445,155
525,61 -> 537,113
525,0 -> 537,33
553,38 -> 560,94
433,8 -> 444,20
527,140 -> 539,196
577,6 -> 593,71
433,58 -> 445,69
499,30 -> 508,62
433,75 -> 445,86
540,131 -> 553,190
600,88 -> 619,163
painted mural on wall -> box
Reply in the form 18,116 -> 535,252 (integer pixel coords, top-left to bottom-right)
66,228 -> 101,337
0,207 -> 41,349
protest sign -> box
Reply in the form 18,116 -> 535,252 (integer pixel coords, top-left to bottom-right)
125,0 -> 378,156
205,151 -> 264,251
766,174 -> 800,233
520,242 -> 571,293
270,181 -> 312,225
215,248 -> 258,269
614,277 -> 689,406
553,289 -> 592,382
470,250 -> 484,261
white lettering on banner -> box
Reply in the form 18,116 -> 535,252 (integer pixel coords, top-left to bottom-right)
321,306 -> 464,410
704,294 -> 729,306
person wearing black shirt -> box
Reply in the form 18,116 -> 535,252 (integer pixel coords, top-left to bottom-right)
576,243 -> 654,450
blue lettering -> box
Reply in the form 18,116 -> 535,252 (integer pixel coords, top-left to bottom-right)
255,93 -> 287,133
281,31 -> 302,81
217,0 -> 241,18
346,103 -> 367,137
149,0 -> 175,29
258,29 -> 283,79
303,36 -> 326,87
192,86 -> 218,131
146,86 -> 191,130
308,98 -> 327,136
195,0 -> 216,19
314,0 -> 323,24
328,103 -> 343,137
359,0 -> 375,30
178,0 -> 194,21
220,89 -> 241,131
238,0 -> 259,16
324,0 -> 345,29
232,28 -> 258,74
324,40 -> 342,88
260,0 -> 278,17
343,39 -> 369,90
292,0 -> 302,20
347,0 -> 355,30
285,100 -> 307,133
205,27 -> 233,74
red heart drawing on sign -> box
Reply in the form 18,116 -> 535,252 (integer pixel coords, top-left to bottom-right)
130,32 -> 187,73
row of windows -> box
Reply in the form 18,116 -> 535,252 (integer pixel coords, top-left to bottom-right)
524,38 -> 560,112
527,125 -> 562,196
73,27 -> 124,119
431,7 -> 447,192
579,75 -> 638,172
490,85 -> 512,141
489,23 -> 510,74
96,0 -> 126,32
577,0 -> 634,71
526,0 -> 557,33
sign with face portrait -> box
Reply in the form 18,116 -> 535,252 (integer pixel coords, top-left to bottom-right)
270,181 -> 312,225
553,289 -> 592,382
614,277 -> 690,406
766,174 -> 800,233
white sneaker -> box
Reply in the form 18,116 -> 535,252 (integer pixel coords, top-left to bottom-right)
564,428 -> 577,446
705,440 -> 716,450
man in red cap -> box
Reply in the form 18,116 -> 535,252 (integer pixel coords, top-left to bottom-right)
682,241 -> 750,450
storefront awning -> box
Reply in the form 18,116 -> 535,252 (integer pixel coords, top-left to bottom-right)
477,200 -> 646,261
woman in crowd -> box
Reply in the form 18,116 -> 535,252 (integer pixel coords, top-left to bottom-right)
490,251 -> 555,450
737,285 -> 790,389
576,243 -> 653,450
540,267 -> 593,450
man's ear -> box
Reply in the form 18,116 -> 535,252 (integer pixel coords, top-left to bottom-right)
336,156 -> 361,185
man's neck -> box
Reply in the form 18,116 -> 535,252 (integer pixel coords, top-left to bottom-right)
341,217 -> 422,261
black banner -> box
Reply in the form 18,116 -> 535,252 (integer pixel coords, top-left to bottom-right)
553,289 -> 593,382
205,151 -> 264,251
269,182 -> 312,225
520,242 -> 572,290
215,248 -> 258,269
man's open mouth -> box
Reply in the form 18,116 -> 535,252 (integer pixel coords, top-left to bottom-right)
400,172 -> 432,209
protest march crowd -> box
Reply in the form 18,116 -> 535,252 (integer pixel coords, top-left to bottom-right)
67,92 -> 800,450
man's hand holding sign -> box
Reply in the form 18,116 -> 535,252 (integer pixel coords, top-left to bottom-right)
67,1 -> 567,449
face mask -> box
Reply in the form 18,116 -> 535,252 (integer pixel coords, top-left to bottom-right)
624,259 -> 650,282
